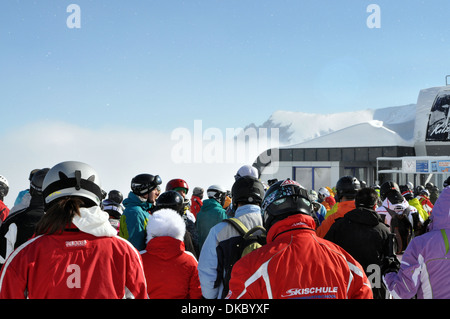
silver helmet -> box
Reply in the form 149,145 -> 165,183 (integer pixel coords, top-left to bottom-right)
42,161 -> 104,208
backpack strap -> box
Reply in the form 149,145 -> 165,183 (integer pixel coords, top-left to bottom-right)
384,205 -> 411,219
224,218 -> 249,236
243,226 -> 266,240
383,206 -> 397,218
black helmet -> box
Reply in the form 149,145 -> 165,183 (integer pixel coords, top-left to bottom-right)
154,190 -> 184,215
444,177 -> 450,188
399,185 -> 413,201
335,176 -> 360,202
415,185 -> 425,194
386,190 -> 404,205
416,185 -> 430,196
28,169 -> 40,181
231,175 -> 265,209
380,181 -> 400,201
107,190 -> 123,204
131,174 -> 162,196
261,179 -> 313,231
30,168 -> 50,196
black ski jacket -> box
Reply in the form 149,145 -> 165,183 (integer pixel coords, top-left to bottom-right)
324,207 -> 393,299
0,195 -> 45,268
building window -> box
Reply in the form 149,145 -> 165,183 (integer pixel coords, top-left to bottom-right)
344,167 -> 368,184
293,166 -> 331,191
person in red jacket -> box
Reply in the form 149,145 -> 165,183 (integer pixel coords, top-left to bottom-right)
317,187 -> 334,211
226,179 -> 373,299
0,175 -> 10,222
141,208 -> 202,299
416,187 -> 434,216
0,161 -> 148,299
190,187 -> 204,218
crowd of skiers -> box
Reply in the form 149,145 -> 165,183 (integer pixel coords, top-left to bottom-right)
0,160 -> 448,299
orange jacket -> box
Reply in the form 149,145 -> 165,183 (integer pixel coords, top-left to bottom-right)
316,200 -> 356,238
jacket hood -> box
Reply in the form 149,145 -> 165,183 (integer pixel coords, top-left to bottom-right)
234,204 -> 262,218
267,213 -> 316,243
144,236 -> 186,260
381,197 -> 410,214
429,186 -> 450,231
202,198 -> 222,209
146,208 -> 186,243
345,207 -> 383,227
123,191 -> 151,210
72,205 -> 118,237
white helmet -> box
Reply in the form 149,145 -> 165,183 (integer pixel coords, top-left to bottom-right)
318,187 -> 330,197
42,161 -> 104,208
207,184 -> 226,205
0,175 -> 9,198
406,182 -> 414,191
234,165 -> 259,181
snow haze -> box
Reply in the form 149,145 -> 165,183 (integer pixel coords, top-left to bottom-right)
1,103 -> 416,208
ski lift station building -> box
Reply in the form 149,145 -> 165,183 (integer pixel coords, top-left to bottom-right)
254,84 -> 450,190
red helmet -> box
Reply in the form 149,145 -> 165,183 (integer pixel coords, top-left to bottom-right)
166,179 -> 189,193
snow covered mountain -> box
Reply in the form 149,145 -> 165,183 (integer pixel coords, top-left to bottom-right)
246,104 -> 417,147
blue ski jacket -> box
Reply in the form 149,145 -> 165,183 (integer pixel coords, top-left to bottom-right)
119,191 -> 152,251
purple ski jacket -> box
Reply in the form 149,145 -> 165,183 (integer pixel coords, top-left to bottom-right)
383,186 -> 450,299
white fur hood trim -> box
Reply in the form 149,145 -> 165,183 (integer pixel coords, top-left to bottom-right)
72,206 -> 118,237
146,208 -> 186,243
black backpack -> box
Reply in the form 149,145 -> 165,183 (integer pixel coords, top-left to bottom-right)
214,218 -> 266,298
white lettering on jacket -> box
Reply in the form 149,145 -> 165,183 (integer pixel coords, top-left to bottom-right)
66,264 -> 81,289
65,240 -> 87,247
281,287 -> 338,297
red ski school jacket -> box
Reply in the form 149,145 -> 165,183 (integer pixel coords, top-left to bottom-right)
0,227 -> 148,299
227,213 -> 373,299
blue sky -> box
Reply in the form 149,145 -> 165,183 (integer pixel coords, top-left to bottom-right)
2,0 -> 449,133
1,0 -> 450,205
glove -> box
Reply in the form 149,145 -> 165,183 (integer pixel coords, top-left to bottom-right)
381,256 -> 400,276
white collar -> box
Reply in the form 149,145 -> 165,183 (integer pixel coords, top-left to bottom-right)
72,206 -> 117,237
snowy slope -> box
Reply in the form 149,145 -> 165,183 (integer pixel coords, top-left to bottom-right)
247,104 -> 416,146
